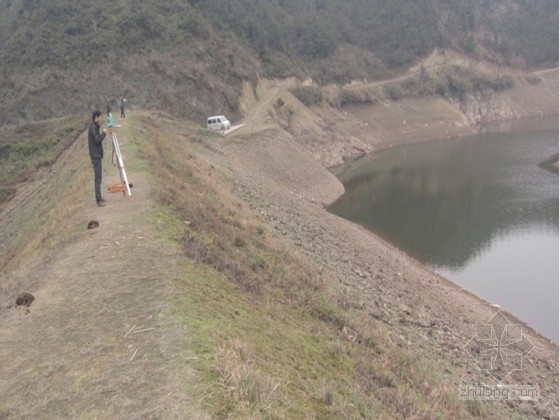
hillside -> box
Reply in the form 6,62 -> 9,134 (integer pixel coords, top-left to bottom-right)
236,54 -> 558,167
0,0 -> 557,125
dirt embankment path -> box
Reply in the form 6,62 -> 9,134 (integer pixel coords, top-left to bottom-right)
0,120 -> 203,418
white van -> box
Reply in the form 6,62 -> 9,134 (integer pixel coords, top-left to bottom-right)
207,115 -> 231,132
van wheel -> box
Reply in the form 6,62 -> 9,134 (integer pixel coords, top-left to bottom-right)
221,125 -> 226,131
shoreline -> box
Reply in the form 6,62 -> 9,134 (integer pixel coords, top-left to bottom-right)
326,115 -> 559,344
539,153 -> 560,174
222,136 -> 559,415
330,113 -> 559,176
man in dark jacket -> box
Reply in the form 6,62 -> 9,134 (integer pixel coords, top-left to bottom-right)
88,110 -> 107,206
119,97 -> 126,119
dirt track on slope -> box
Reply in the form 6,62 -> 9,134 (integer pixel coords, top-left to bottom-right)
0,119 -> 203,419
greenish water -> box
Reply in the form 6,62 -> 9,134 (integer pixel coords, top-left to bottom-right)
330,119 -> 559,342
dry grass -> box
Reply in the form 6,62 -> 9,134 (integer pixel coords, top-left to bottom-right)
0,116 -> 91,298
214,338 -> 287,417
128,113 -> 479,419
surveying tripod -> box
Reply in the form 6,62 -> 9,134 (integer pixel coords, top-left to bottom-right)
108,129 -> 132,197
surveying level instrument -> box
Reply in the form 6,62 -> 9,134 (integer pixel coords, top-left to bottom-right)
108,129 -> 132,197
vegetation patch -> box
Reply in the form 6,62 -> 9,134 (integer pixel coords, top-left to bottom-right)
383,84 -> 404,101
289,86 -> 324,107
0,117 -> 85,185
335,88 -> 376,108
0,116 -> 90,275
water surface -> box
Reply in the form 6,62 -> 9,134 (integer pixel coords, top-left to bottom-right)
330,119 -> 559,341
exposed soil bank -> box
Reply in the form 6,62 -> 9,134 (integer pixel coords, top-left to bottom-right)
236,66 -> 558,200
330,67 -> 558,168
218,121 -> 559,419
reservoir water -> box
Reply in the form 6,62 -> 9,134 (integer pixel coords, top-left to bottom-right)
329,119 -> 559,342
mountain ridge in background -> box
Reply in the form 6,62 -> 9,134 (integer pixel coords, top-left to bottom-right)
0,0 -> 557,125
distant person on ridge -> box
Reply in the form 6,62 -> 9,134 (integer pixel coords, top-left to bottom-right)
88,110 -> 108,207
120,97 -> 126,119
107,112 -> 115,128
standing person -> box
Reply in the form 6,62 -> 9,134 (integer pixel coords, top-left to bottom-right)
107,111 -> 115,128
88,110 -> 107,207
120,97 -> 126,118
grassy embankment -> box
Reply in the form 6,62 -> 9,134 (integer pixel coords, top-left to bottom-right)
0,116 -> 87,274
0,113 -> 487,418
126,114 -> 483,418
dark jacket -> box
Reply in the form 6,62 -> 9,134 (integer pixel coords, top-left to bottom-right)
88,121 -> 106,159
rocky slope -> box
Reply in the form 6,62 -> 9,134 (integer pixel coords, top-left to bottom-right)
236,56 -> 558,168
201,105 -> 559,418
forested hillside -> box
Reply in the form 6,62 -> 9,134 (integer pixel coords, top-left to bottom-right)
0,0 -> 557,124
194,0 -> 558,70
